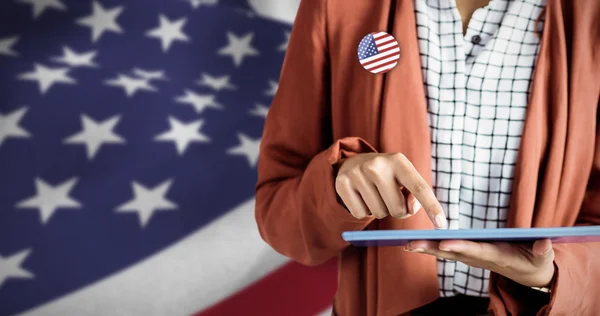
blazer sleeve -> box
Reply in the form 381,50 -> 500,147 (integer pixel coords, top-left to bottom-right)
540,102 -> 600,315
489,102 -> 600,316
254,0 -> 376,266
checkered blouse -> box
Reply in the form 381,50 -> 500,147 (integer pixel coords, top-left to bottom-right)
413,0 -> 547,297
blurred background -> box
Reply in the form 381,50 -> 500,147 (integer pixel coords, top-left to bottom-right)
0,0 -> 337,315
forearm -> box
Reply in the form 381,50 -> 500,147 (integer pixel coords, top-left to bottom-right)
255,137 -> 376,266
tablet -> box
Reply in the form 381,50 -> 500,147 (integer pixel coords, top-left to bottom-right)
342,226 -> 600,247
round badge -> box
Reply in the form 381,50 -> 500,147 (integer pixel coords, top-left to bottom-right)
357,32 -> 400,74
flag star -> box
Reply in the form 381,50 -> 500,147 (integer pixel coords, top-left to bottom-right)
146,14 -> 189,52
76,1 -> 124,42
185,0 -> 218,9
17,63 -> 76,94
248,104 -> 269,118
227,133 -> 261,167
132,68 -> 168,81
0,36 -> 19,57
51,46 -> 99,67
104,74 -> 157,97
63,114 -> 125,160
196,73 -> 236,91
116,179 -> 177,227
0,249 -> 34,288
175,89 -> 222,114
234,8 -> 255,18
217,31 -> 259,67
264,80 -> 278,96
154,116 -> 210,155
16,177 -> 81,224
0,107 -> 31,148
17,0 -> 66,19
278,31 -> 290,51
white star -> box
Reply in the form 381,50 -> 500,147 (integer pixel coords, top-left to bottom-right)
17,63 -> 76,94
217,31 -> 259,67
0,107 -> 31,148
185,0 -> 218,9
234,8 -> 255,18
175,89 -> 222,114
51,46 -> 99,67
154,116 -> 210,155
76,1 -> 124,42
146,14 -> 189,52
115,179 -> 178,227
132,68 -> 168,81
278,31 -> 290,51
104,74 -> 157,97
63,114 -> 125,159
0,249 -> 34,288
0,36 -> 19,57
196,73 -> 236,91
248,103 -> 269,118
227,133 -> 261,167
17,0 -> 66,18
16,177 -> 81,224
264,80 -> 278,96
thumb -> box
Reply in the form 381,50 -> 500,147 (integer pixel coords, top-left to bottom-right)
532,239 -> 554,258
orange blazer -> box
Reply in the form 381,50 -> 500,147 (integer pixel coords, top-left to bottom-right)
254,0 -> 600,315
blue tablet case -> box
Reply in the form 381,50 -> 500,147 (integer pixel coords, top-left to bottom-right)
342,226 -> 600,247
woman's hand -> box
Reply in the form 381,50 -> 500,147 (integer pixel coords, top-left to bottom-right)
335,152 -> 447,228
405,238 -> 556,288
335,153 -> 556,288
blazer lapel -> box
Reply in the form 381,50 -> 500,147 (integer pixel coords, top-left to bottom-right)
379,0 -> 434,189
374,1 -> 442,314
506,0 -> 600,228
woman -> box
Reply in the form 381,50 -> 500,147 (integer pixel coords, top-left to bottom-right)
254,0 -> 600,315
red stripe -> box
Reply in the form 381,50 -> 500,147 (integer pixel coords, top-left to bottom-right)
361,45 -> 399,67
370,60 -> 398,73
371,57 -> 400,70
372,32 -> 391,40
361,53 -> 397,68
375,37 -> 395,47
362,52 -> 399,68
194,258 -> 338,316
376,43 -> 399,54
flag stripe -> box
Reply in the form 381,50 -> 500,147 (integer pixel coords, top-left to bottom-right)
364,54 -> 400,70
377,41 -> 399,51
17,199 -> 289,316
374,36 -> 395,45
372,32 -> 389,39
360,46 -> 400,64
196,258 -> 338,316
370,61 -> 398,74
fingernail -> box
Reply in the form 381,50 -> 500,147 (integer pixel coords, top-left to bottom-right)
435,214 -> 447,228
412,200 -> 421,214
410,248 -> 424,253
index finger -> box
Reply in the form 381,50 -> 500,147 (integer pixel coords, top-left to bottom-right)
391,154 -> 447,228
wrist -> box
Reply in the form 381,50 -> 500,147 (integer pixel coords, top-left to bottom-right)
333,157 -> 346,171
531,261 -> 557,293
332,158 -> 348,211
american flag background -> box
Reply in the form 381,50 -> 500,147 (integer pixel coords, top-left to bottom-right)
0,0 -> 336,315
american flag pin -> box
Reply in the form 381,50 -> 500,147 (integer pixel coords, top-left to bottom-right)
358,32 -> 400,74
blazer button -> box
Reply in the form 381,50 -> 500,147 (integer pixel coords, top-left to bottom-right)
471,35 -> 482,44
